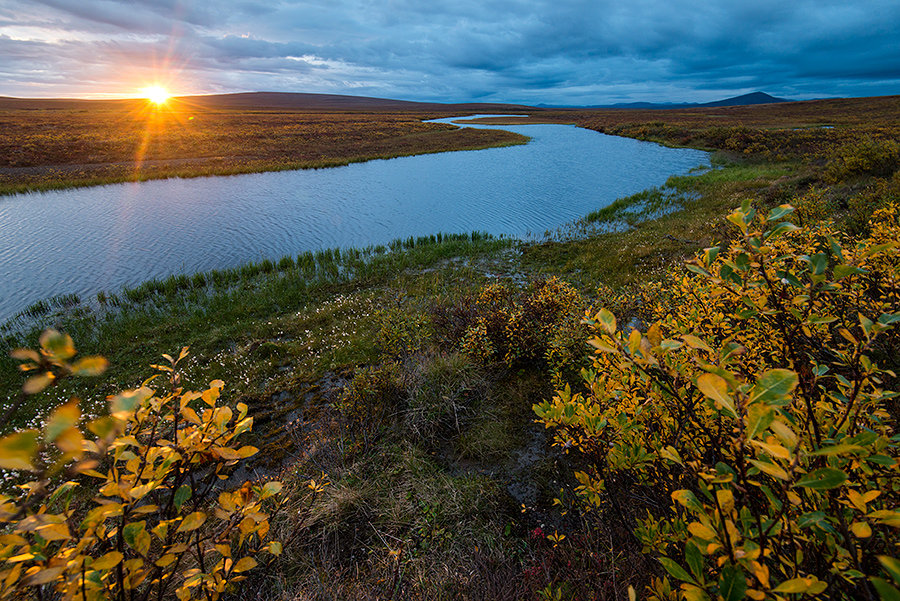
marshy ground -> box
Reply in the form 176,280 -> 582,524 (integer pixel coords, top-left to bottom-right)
1,94 -> 898,598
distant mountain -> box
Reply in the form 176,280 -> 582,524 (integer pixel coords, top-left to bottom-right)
0,91 -> 534,112
182,91 -> 534,112
539,91 -> 791,110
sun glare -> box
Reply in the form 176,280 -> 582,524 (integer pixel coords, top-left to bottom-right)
141,86 -> 170,105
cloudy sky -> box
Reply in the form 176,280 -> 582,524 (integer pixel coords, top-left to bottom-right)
1,0 -> 898,105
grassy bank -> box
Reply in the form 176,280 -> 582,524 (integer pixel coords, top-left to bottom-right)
2,96 -> 899,599
0,103 -> 528,196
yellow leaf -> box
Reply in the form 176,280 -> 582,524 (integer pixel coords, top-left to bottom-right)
92,551 -> 124,571
688,522 -> 717,540
232,557 -> 257,573
0,430 -> 39,471
696,373 -> 738,418
851,521 -> 872,538
750,440 -> 791,461
23,372 -> 54,395
716,489 -> 735,514
71,356 -> 109,376
749,459 -> 790,481
22,566 -> 64,586
36,522 -> 70,541
177,511 -> 207,533
155,554 -> 177,567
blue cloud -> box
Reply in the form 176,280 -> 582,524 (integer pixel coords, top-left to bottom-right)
1,0 -> 898,103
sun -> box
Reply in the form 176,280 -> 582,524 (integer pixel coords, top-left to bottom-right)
141,86 -> 171,105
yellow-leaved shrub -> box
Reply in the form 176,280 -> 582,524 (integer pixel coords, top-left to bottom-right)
535,201 -> 900,600
0,334 -> 282,600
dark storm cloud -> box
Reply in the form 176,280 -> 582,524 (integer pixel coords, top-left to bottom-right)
1,0 -> 898,103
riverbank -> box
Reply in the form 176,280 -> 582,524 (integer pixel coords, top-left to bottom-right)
2,96 -> 898,598
0,105 -> 528,196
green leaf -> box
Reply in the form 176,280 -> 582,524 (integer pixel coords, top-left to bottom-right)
719,564 -> 747,601
878,556 -> 900,584
766,204 -> 794,222
40,329 -> 75,361
685,541 -> 704,580
834,264 -> 866,280
0,430 -> 39,470
795,467 -> 848,490
659,557 -> 694,583
871,578 -> 900,601
749,369 -> 798,405
174,485 -> 192,509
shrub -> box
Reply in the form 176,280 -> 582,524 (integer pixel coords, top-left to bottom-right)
535,201 -> 900,599
825,137 -> 900,183
0,332 -> 282,600
460,277 -> 585,371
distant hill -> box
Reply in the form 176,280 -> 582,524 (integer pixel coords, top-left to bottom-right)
539,91 -> 791,110
0,92 -> 534,113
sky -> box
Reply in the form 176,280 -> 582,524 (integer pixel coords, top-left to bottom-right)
1,0 -> 899,105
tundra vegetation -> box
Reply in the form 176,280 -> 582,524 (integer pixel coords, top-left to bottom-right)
0,95 -> 898,599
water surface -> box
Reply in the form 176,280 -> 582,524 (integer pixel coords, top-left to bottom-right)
0,116 -> 707,321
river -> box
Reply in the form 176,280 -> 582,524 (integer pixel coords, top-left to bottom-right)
0,116 -> 708,321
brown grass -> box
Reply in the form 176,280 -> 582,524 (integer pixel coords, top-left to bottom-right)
0,98 -> 527,195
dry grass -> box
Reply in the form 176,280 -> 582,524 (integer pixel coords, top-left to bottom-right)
0,98 -> 527,195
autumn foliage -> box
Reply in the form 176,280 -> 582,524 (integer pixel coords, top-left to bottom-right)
535,202 -> 900,599
0,335 -> 282,600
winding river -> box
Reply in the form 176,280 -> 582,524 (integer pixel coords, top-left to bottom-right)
0,116 -> 708,321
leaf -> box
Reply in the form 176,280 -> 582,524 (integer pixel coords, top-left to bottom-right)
749,369 -> 798,405
174,485 -> 192,509
36,522 -> 71,541
682,335 -> 713,354
177,511 -> 207,533
40,329 -> 75,360
878,556 -> 900,584
110,387 -> 153,418
766,204 -> 794,222
851,521 -> 872,538
232,557 -> 258,573
71,356 -> 109,376
746,403 -> 774,440
719,564 -> 747,601
672,490 -> 704,513
0,430 -> 39,470
92,551 -> 124,571
22,566 -> 65,586
773,577 -> 826,594
795,467 -> 848,490
749,459 -> 790,481
696,373 -> 738,419
597,309 -> 617,334
45,401 -> 80,442
260,481 -> 283,499
658,557 -> 694,583
23,372 -> 54,394
267,541 -> 283,556
807,443 -> 864,457
870,577 -> 900,601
